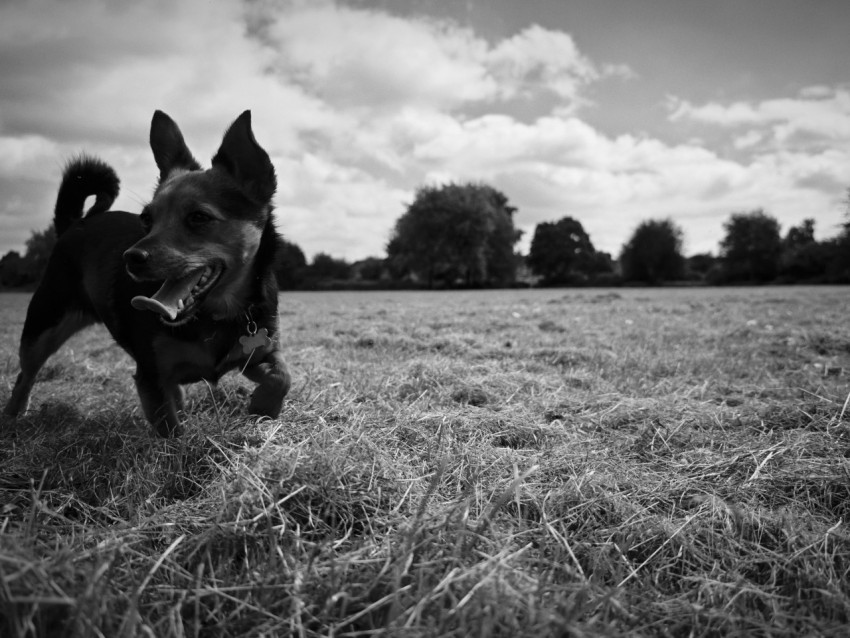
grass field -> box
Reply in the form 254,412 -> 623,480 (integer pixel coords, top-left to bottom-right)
1,286 -> 850,637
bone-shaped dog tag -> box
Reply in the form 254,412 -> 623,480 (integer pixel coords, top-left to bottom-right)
240,327 -> 272,355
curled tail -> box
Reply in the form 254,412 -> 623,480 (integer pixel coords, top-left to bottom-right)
54,155 -> 121,237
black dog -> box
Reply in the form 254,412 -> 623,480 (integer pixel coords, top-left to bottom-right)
4,111 -> 291,436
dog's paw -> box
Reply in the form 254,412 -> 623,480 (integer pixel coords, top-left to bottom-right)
4,388 -> 31,418
247,384 -> 285,418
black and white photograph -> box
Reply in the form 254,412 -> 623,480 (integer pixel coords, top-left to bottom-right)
1,1 -> 849,635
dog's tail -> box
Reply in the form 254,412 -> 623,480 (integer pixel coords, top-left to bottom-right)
54,155 -> 121,237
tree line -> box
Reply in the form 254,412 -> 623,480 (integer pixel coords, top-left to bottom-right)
3,183 -> 849,290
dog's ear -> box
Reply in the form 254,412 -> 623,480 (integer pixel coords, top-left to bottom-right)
212,111 -> 277,203
150,111 -> 201,182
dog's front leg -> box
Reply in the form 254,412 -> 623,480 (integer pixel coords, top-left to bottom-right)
134,370 -> 183,437
242,349 -> 291,419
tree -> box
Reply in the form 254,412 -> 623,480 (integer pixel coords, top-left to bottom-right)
387,183 -> 522,287
686,253 -> 717,278
783,218 -> 815,250
275,238 -> 307,289
353,257 -> 386,281
308,253 -> 350,281
779,218 -> 827,281
619,219 -> 685,284
527,217 -> 603,285
826,188 -> 850,282
0,251 -> 27,287
24,226 -> 56,278
719,210 -> 782,283
0,226 -> 58,288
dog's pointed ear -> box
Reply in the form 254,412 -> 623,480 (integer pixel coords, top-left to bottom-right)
150,111 -> 201,181
212,110 -> 277,203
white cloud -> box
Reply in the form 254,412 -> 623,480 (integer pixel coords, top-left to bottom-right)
0,0 -> 845,264
660,87 -> 850,247
260,5 -> 605,111
0,0 -> 624,259
486,24 -> 599,103
370,107 -> 847,255
669,87 -> 850,147
262,4 -> 496,110
275,153 -> 411,258
0,135 -> 61,177
733,130 -> 763,150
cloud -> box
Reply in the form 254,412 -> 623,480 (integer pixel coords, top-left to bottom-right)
0,0 -> 845,263
275,153 -> 412,258
0,0 -> 347,250
261,3 -> 495,110
0,0 -> 621,259
733,130 -> 763,150
0,135 -> 61,177
668,87 -> 850,148
485,24 -> 600,103
377,107 -> 848,254
258,3 -> 608,111
661,87 -> 850,245
0,0 -> 631,260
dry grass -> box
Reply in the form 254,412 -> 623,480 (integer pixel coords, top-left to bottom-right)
1,286 -> 850,637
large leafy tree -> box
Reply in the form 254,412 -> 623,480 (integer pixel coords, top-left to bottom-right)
387,183 -> 522,287
719,210 -> 782,282
527,217 -> 602,285
274,238 -> 308,289
619,218 -> 685,284
826,187 -> 850,282
309,253 -> 351,281
0,226 -> 57,288
779,218 -> 827,281
783,218 -> 815,251
0,251 -> 27,287
24,226 -> 56,276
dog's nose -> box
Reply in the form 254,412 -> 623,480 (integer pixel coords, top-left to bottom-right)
124,248 -> 150,268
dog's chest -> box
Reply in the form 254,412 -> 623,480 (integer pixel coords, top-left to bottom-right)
152,333 -> 246,384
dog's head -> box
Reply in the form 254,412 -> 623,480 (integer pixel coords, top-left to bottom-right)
124,111 -> 276,325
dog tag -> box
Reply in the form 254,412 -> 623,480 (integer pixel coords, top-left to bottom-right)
240,327 -> 272,355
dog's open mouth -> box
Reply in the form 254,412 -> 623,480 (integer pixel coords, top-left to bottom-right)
130,264 -> 223,326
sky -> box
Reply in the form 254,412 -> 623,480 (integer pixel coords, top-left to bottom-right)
1,0 -> 849,261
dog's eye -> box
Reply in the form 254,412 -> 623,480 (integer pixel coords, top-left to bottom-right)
139,213 -> 153,232
187,211 -> 214,227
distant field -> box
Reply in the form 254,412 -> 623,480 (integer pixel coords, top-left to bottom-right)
1,287 -> 850,637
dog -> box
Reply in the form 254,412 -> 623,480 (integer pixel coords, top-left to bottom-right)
4,111 -> 291,437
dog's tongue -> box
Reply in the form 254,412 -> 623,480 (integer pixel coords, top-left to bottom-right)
131,269 -> 206,320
